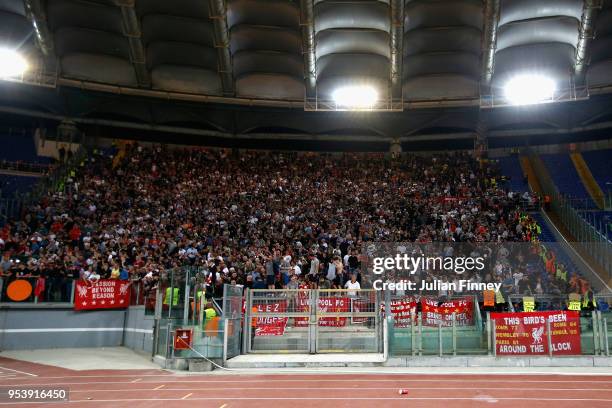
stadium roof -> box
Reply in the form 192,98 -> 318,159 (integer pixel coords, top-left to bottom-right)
1,0 -> 612,146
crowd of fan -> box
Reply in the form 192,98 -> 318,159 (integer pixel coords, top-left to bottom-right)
0,144 -> 585,303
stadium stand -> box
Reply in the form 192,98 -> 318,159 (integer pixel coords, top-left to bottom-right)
560,150 -> 612,241
0,144 -> 595,307
582,149 -> 612,193
529,212 -> 583,281
0,174 -> 40,198
0,133 -> 52,164
540,153 -> 595,208
497,156 -> 528,192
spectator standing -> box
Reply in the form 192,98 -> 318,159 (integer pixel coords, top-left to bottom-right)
345,274 -> 361,297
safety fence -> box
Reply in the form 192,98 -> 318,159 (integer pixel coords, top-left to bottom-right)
146,285 -> 612,364
152,282 -> 242,363
386,310 -> 611,357
243,289 -> 382,354
222,284 -> 243,360
156,318 -> 227,361
238,289 -> 612,357
381,292 -> 481,356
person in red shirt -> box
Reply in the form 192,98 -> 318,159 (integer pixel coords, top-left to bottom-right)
51,219 -> 63,233
545,253 -> 555,275
69,225 -> 81,248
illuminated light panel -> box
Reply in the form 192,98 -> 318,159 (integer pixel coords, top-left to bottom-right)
332,85 -> 378,109
504,74 -> 556,106
0,48 -> 28,78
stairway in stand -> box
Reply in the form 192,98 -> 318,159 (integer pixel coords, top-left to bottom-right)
570,152 -> 604,209
519,156 -> 543,195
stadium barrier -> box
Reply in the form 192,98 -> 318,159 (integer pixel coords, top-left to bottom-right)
151,267 -> 244,363
222,284 -> 243,360
0,277 -> 152,308
384,293 -> 483,356
3,264 -> 610,361
243,289 -> 382,354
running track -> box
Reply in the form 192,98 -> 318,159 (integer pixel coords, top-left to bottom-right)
1,357 -> 611,407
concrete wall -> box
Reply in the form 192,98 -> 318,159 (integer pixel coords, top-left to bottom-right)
0,306 -> 154,352
123,306 -> 155,354
0,307 -> 126,350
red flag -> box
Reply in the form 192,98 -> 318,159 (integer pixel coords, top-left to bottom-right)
34,277 -> 46,298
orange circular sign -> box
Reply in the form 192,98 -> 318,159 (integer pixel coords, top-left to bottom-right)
7,280 -> 33,302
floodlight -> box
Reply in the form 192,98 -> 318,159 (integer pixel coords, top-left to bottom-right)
504,74 -> 556,106
332,85 -> 378,109
0,48 -> 28,78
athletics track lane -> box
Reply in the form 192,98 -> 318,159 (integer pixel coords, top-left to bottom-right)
1,357 -> 611,408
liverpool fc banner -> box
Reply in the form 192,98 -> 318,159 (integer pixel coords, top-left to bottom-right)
421,297 -> 474,327
74,279 -> 131,311
491,311 -> 581,355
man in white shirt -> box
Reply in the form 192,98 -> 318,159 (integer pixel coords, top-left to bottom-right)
344,274 -> 361,297
309,254 -> 319,276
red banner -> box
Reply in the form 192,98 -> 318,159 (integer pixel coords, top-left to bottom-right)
256,316 -> 288,336
74,279 -> 131,310
254,300 -> 288,336
382,297 -> 418,327
421,297 -> 474,327
294,297 -> 351,327
318,297 -> 350,327
491,311 -> 581,355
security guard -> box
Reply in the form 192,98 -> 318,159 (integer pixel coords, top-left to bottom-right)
582,288 -> 597,311
163,286 -> 180,306
203,302 -> 216,321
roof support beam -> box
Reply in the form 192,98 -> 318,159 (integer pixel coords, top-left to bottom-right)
390,0 -> 404,103
22,0 -> 54,56
300,0 -> 316,102
115,0 -> 151,87
481,0 -> 501,92
574,0 -> 601,84
209,0 -> 234,96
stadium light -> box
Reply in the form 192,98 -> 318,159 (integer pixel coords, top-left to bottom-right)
504,74 -> 556,106
0,48 -> 28,78
332,85 -> 378,109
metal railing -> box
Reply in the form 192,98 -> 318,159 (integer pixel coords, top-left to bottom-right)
156,318 -> 226,361
0,145 -> 87,223
577,210 -> 612,242
0,160 -> 51,175
528,152 -> 612,278
564,194 -> 612,211
244,288 -> 382,354
387,311 -> 480,356
152,282 -> 241,363
388,309 -> 611,357
222,284 -> 243,360
146,281 -> 612,361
